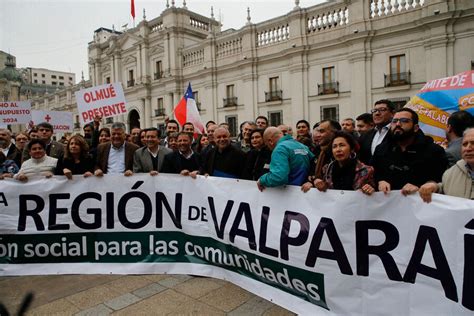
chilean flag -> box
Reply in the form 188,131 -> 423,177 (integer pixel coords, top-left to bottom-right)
131,0 -> 135,19
173,83 -> 205,133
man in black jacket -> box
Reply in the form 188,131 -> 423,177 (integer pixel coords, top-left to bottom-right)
371,108 -> 448,195
0,128 -> 22,167
201,127 -> 245,179
162,132 -> 201,176
358,99 -> 395,164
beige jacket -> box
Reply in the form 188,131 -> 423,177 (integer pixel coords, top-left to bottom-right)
438,160 -> 473,199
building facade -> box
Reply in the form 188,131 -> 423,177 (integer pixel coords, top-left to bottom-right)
33,0 -> 474,136
26,68 -> 75,87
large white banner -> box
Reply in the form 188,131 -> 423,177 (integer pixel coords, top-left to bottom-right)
75,82 -> 127,124
0,175 -> 473,315
31,110 -> 74,133
0,101 -> 32,125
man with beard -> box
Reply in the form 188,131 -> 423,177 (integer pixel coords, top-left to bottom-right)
371,108 -> 447,195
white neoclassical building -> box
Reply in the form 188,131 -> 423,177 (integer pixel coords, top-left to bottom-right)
33,0 -> 474,137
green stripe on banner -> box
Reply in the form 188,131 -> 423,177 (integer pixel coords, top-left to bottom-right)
0,231 -> 327,309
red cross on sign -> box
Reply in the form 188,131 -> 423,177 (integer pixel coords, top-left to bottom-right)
44,114 -> 51,122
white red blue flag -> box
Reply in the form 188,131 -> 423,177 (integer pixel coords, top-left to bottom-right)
173,82 -> 205,133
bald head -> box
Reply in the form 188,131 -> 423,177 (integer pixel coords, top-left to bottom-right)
263,127 -> 283,150
214,126 -> 231,152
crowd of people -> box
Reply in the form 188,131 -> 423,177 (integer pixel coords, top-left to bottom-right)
1,98 -> 473,203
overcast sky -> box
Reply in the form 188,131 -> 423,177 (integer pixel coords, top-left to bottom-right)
1,0 -> 325,83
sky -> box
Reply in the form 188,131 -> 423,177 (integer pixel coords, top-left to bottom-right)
1,0 -> 325,83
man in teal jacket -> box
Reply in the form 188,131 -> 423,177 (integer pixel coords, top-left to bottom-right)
257,127 -> 314,191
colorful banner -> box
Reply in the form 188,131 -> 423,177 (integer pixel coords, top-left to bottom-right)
405,70 -> 474,146
31,110 -> 74,133
0,175 -> 473,315
0,101 -> 32,126
75,83 -> 127,124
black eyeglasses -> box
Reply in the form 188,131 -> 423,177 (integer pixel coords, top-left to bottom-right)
391,118 -> 412,124
371,108 -> 390,114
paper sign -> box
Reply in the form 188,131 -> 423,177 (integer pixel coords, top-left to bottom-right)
75,82 -> 127,124
31,110 -> 74,132
0,101 -> 32,125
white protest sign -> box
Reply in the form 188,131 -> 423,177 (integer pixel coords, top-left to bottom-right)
1,175 -> 473,315
75,82 -> 127,124
0,101 -> 32,125
31,110 -> 74,133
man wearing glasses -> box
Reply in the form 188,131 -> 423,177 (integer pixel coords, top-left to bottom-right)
358,99 -> 395,164
371,108 -> 447,195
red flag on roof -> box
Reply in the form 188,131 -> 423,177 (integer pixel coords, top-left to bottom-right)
131,0 -> 135,19
174,83 -> 205,134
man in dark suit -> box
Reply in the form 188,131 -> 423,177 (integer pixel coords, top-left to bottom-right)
162,132 -> 201,176
133,128 -> 172,175
94,122 -> 139,176
22,122 -> 64,162
0,128 -> 22,167
358,99 -> 395,164
201,127 -> 245,179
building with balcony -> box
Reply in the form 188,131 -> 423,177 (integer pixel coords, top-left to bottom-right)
32,0 -> 474,135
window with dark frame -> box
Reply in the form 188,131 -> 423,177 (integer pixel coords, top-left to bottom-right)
385,54 -> 410,86
155,60 -> 163,80
319,66 -> 338,94
268,111 -> 283,127
225,115 -> 238,138
156,97 -> 165,116
224,84 -> 237,106
193,91 -> 201,110
128,69 -> 135,87
320,105 -> 339,121
265,77 -> 282,101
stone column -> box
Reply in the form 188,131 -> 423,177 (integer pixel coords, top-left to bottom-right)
144,96 -> 152,128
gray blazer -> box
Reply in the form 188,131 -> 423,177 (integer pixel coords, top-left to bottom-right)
133,146 -> 172,173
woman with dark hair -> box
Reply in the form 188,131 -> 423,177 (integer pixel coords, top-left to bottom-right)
98,127 -> 111,144
15,139 -> 57,182
302,131 -> 375,194
56,134 -> 94,179
196,133 -> 209,153
243,129 -> 271,180
296,119 -> 311,138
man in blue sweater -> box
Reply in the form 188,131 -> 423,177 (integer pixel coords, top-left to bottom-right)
257,127 -> 314,191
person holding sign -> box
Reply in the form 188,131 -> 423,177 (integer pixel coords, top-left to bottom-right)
301,131 -> 375,194
94,122 -> 139,176
14,139 -> 57,182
